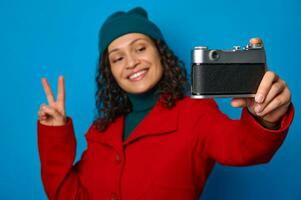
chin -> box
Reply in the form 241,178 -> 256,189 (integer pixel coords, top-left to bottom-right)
124,84 -> 154,94
128,88 -> 150,94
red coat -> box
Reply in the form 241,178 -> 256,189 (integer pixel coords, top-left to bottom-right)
37,97 -> 294,200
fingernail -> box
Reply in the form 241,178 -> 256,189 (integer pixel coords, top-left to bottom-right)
255,94 -> 264,103
255,105 -> 261,113
257,111 -> 264,116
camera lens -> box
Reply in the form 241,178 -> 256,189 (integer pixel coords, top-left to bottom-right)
209,50 -> 220,61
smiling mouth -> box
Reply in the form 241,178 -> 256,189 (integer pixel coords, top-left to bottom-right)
128,69 -> 148,81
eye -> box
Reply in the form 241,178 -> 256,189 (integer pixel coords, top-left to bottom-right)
113,57 -> 123,63
137,46 -> 146,52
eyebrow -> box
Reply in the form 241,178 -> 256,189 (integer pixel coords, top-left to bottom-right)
108,38 -> 147,55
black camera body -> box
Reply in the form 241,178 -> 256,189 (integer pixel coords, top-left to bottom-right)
191,41 -> 267,98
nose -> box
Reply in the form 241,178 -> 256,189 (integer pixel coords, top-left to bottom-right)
126,53 -> 139,69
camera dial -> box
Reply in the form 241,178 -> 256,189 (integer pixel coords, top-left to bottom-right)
209,50 -> 220,61
194,46 -> 208,50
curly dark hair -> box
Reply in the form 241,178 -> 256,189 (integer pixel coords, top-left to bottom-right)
93,39 -> 190,132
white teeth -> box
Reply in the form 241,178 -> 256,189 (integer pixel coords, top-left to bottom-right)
129,70 -> 147,80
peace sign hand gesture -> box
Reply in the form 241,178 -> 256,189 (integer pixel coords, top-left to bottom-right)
38,76 -> 67,126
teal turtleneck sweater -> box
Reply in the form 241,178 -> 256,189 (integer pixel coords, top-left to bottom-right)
124,87 -> 159,141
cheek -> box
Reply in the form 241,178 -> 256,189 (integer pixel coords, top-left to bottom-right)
110,66 -> 123,82
158,66 -> 164,81
148,51 -> 163,73
154,58 -> 163,78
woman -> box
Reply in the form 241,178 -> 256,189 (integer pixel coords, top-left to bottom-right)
37,7 -> 294,200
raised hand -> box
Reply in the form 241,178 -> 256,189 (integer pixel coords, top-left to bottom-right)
230,38 -> 292,128
231,70 -> 291,129
38,76 -> 67,126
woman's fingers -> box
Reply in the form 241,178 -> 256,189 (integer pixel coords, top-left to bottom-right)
41,78 -> 55,106
231,98 -> 257,116
38,106 -> 48,120
255,87 -> 291,117
231,98 -> 247,107
255,71 -> 279,103
57,76 -> 65,107
38,103 -> 66,126
254,79 -> 286,113
39,76 -> 67,126
41,76 -> 66,112
230,70 -> 291,125
39,104 -> 60,118
259,101 -> 291,123
38,104 -> 50,122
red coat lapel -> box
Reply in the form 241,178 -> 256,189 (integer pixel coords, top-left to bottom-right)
124,101 -> 178,145
85,101 -> 178,148
85,116 -> 124,152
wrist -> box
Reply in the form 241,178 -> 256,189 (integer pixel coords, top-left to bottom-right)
256,117 -> 281,130
247,108 -> 281,130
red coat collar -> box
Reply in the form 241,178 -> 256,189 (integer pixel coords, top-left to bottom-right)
85,100 -> 179,149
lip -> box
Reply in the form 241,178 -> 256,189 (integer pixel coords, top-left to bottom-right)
127,68 -> 149,81
127,68 -> 149,78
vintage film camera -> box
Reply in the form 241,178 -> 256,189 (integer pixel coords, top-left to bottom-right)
191,38 -> 267,98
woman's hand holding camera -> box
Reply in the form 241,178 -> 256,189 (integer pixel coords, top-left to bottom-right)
231,71 -> 292,129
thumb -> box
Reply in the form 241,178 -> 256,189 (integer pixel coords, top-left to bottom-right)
40,104 -> 62,118
231,98 -> 247,108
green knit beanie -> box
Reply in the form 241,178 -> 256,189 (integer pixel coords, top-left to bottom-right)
98,7 -> 164,56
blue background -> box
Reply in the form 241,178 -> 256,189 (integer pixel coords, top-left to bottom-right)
0,0 -> 300,199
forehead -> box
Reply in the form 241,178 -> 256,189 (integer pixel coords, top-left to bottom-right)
108,33 -> 152,52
